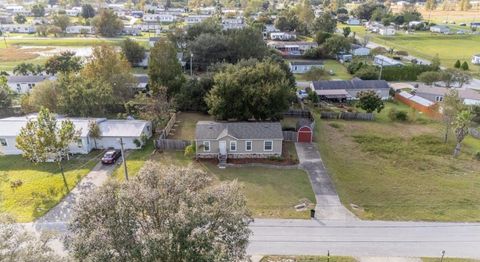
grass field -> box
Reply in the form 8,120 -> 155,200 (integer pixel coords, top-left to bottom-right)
0,152 -> 100,222
112,139 -> 156,181
261,256 -> 357,262
342,25 -> 480,76
315,101 -> 480,222
294,60 -> 352,82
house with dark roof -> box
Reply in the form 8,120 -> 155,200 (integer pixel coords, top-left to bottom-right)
195,121 -> 283,160
289,60 -> 324,74
310,78 -> 390,101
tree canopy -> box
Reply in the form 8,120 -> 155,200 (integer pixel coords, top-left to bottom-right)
44,51 -> 82,75
67,163 -> 252,262
356,90 -> 385,113
121,38 -> 146,66
206,59 -> 294,120
148,38 -> 184,96
92,9 -> 124,37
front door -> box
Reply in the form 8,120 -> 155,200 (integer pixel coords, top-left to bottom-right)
219,141 -> 227,155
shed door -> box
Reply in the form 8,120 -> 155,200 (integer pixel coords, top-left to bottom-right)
297,127 -> 312,143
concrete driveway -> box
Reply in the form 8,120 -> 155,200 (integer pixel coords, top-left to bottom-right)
295,143 -> 357,221
35,160 -> 117,224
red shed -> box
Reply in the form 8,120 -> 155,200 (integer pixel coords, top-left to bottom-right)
296,119 -> 313,143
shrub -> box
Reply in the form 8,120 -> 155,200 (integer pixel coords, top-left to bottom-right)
184,144 -> 196,157
461,61 -> 469,71
474,151 -> 480,161
388,108 -> 408,121
133,138 -> 142,148
329,122 -> 342,129
10,179 -> 23,189
454,60 -> 461,68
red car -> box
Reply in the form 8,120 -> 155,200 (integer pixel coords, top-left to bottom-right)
101,150 -> 121,164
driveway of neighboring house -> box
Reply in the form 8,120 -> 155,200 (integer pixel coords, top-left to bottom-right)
295,143 -> 357,221
35,160 -> 117,225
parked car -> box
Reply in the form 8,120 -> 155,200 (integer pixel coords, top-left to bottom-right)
101,150 -> 121,164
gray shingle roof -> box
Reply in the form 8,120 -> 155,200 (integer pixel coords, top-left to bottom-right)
311,79 -> 389,90
195,121 -> 283,140
290,60 -> 324,66
7,75 -> 49,83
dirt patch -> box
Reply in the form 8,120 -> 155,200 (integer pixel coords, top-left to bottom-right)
0,47 -> 53,62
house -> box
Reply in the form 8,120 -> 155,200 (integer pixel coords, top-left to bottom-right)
472,54 -> 480,65
347,18 -> 361,25
379,26 -> 396,36
122,26 -> 141,36
430,25 -> 450,34
199,6 -> 216,15
66,25 -> 94,34
222,17 -> 245,30
470,22 -> 480,28
0,15 -> 13,24
408,21 -> 424,28
415,86 -> 480,105
6,75 -> 51,94
0,24 -> 36,33
135,23 -> 162,32
352,45 -> 370,56
374,55 -> 404,67
131,10 -> 144,18
185,15 -> 211,25
289,60 -> 324,74
195,121 -> 283,159
65,8 -> 81,17
0,116 -> 152,155
395,91 -> 440,118
134,74 -> 148,90
310,78 -> 390,101
149,37 -> 160,47
143,13 -> 177,22
336,52 -> 353,62
267,41 -> 318,56
270,32 -> 296,41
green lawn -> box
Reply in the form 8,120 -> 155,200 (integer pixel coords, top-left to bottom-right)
261,256 -> 357,262
112,140 -> 156,181
0,152 -> 100,222
324,60 -> 352,80
314,101 -> 480,222
340,25 -> 480,77
169,112 -> 213,140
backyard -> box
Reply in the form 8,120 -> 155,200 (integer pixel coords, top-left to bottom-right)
315,101 -> 480,221
0,152 -> 101,222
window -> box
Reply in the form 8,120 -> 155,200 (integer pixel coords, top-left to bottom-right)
264,140 -> 273,151
230,141 -> 237,151
77,139 -> 83,148
435,96 -> 443,102
0,138 -> 7,146
245,141 -> 252,151
203,141 -> 210,152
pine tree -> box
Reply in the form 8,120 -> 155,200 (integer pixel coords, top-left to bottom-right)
454,60 -> 461,68
461,61 -> 469,71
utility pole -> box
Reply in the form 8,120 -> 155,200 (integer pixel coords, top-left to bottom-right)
190,53 -> 193,76
119,137 -> 128,181
440,250 -> 445,262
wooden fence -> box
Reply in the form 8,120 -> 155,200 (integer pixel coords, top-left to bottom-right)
283,109 -> 312,120
155,139 -> 191,151
470,128 -> 480,139
320,112 -> 374,121
158,113 -> 177,139
283,131 -> 297,141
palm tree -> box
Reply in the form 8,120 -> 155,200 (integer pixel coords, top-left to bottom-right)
453,110 -> 472,157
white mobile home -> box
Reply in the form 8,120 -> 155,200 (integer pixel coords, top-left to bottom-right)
0,116 -> 152,155
6,75 -> 51,94
374,55 -> 404,67
472,54 -> 480,65
289,61 -> 324,74
66,25 -> 94,34
0,24 -> 36,33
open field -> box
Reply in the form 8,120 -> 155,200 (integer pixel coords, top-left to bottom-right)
342,25 -> 480,76
0,152 -> 101,222
315,101 -> 480,222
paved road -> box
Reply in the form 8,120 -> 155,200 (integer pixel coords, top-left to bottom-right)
295,143 -> 357,221
248,218 -> 480,259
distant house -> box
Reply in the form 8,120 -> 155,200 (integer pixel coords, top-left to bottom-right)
122,26 -> 141,36
195,121 -> 283,160
6,75 -> 51,94
267,41 -> 318,56
65,8 -> 81,16
270,32 -> 296,41
336,52 -> 353,62
149,37 -> 160,47
0,24 -> 36,33
347,18 -> 361,25
0,116 -> 152,155
222,17 -> 245,30
430,25 -> 450,34
289,60 -> 324,74
131,10 -> 144,18
415,86 -> 480,105
143,13 -> 177,22
408,21 -> 424,28
352,45 -> 370,56
66,25 -> 94,34
379,26 -> 396,36
185,15 -> 211,25
134,74 -> 148,90
136,23 -> 162,33
472,54 -> 480,65
374,55 -> 404,67
310,78 -> 390,101
470,22 -> 480,28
